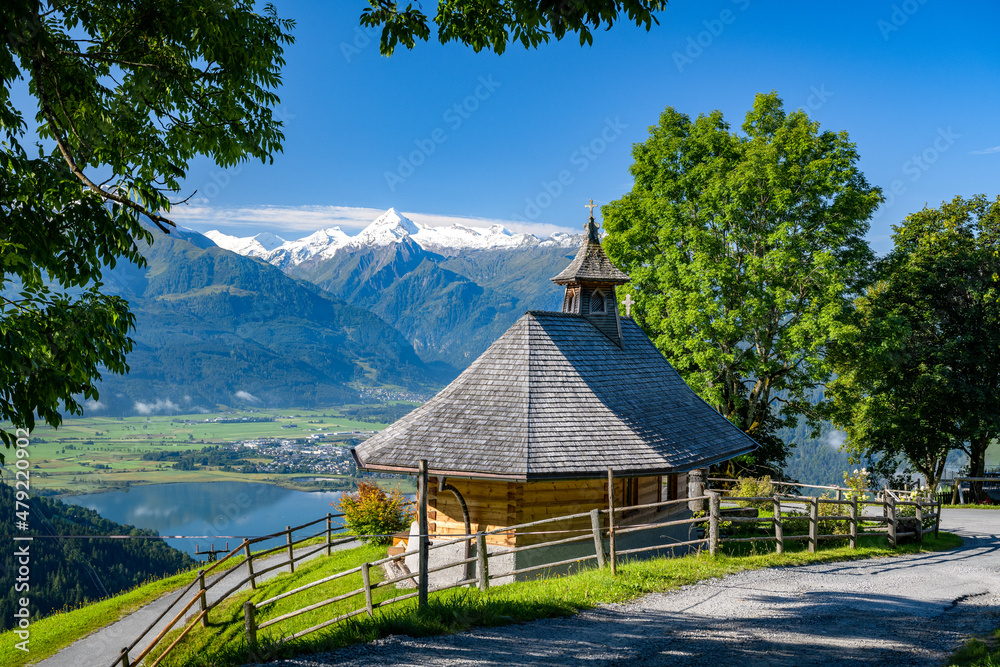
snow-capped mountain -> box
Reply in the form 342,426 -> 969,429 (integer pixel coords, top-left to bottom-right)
204,208 -> 579,267
204,229 -> 287,257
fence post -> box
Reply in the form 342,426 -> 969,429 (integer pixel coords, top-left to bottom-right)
476,532 -> 489,591
772,496 -> 784,555
887,494 -> 897,548
197,569 -> 208,627
708,491 -> 720,556
418,459 -> 429,609
915,501 -> 924,543
808,497 -> 818,554
607,467 -> 617,574
849,497 -> 858,550
935,496 -> 941,539
119,647 -> 130,667
244,601 -> 258,661
836,488 -> 843,502
286,526 -> 295,573
590,508 -> 607,568
361,562 -> 374,616
243,540 -> 256,590
326,513 -> 333,556
688,468 -> 706,512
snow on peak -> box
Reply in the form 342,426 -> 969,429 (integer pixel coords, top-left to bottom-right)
205,229 -> 287,257
252,232 -> 286,252
350,208 -> 422,247
209,208 -> 581,267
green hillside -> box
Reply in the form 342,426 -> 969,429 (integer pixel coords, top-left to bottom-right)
0,483 -> 194,632
289,241 -> 575,367
93,230 -> 454,414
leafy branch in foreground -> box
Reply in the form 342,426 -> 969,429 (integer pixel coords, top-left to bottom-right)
0,1 -> 294,461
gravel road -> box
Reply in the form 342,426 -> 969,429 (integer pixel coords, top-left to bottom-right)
252,510 -> 1000,667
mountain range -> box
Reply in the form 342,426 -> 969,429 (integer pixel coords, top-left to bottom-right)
203,209 -> 580,367
87,210 -> 580,414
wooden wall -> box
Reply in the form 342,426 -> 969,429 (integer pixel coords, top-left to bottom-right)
427,474 -> 689,548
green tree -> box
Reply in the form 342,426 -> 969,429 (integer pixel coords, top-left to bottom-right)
827,195 -> 1000,489
361,0 -> 668,54
603,92 -> 882,477
1,1 -> 294,460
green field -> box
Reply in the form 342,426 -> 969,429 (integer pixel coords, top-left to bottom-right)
1,407 -> 414,495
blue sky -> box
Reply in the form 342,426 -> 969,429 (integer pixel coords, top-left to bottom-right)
167,1 -> 1000,253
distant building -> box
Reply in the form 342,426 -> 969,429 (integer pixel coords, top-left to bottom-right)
354,209 -> 757,583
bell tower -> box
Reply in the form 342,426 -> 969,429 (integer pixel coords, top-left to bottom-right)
551,200 -> 630,346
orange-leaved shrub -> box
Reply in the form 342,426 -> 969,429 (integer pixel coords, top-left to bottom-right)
336,481 -> 414,546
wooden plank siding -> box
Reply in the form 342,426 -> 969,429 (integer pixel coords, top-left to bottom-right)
427,475 -> 688,548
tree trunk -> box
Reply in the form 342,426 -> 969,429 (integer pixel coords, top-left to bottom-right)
968,434 -> 990,503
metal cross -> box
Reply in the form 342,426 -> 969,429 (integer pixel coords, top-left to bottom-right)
585,199 -> 598,218
623,293 -> 634,318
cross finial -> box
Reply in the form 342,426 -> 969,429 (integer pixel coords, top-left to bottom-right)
623,293 -> 634,318
585,199 -> 598,219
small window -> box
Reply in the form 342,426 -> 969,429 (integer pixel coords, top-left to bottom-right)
590,289 -> 606,314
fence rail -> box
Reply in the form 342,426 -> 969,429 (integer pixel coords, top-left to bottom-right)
116,471 -> 943,667
112,511 -> 346,667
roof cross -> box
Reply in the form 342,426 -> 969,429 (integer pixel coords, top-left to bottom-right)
585,199 -> 598,218
623,293 -> 634,318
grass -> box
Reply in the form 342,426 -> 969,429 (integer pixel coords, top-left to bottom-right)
950,630 -> 1000,666
0,560 -> 214,667
145,531 -> 962,667
943,504 -> 1000,510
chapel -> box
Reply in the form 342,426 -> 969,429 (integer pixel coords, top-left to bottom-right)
352,205 -> 756,576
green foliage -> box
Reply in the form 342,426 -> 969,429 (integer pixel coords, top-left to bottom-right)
1,1 -> 294,462
337,481 -> 414,545
828,195 -> 1000,488
361,1 -> 667,55
0,483 -> 194,632
729,476 -> 775,510
603,92 -> 881,477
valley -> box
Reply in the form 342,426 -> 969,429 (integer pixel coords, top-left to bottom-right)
6,407 -> 417,496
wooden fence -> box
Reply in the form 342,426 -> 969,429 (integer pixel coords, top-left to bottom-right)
114,472 -> 942,666
112,512 -> 349,667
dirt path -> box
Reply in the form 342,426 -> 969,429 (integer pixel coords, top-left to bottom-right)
255,510 -> 1000,667
35,540 -> 357,667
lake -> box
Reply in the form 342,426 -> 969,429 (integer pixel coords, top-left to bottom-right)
63,481 -> 345,558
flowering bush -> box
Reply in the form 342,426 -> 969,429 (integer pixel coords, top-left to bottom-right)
336,482 -> 414,546
842,468 -> 871,502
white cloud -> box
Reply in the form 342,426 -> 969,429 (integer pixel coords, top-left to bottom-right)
134,398 -> 180,415
167,203 -> 576,239
83,399 -> 107,412
971,145 -> 1000,154
234,390 -> 260,403
824,429 -> 847,450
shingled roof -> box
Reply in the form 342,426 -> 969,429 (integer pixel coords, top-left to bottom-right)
551,219 -> 630,285
353,311 -> 757,480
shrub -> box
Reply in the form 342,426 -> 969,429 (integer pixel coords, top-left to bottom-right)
336,482 -> 414,546
728,476 -> 775,510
